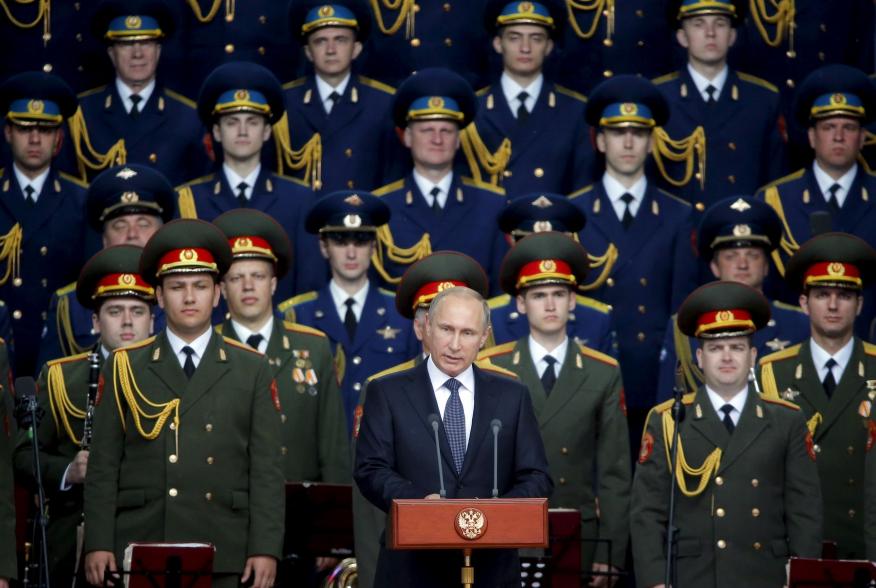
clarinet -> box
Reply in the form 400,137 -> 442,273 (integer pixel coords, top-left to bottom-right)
81,348 -> 100,450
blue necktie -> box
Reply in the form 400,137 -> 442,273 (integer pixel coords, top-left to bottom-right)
443,378 -> 466,474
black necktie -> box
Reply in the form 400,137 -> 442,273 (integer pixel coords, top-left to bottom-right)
181,346 -> 196,380
23,185 -> 35,206
343,298 -> 357,340
541,355 -> 557,396
430,186 -> 442,215
826,183 -> 841,215
720,404 -> 735,433
823,358 -> 838,398
620,193 -> 635,229
130,94 -> 142,118
236,182 -> 249,207
705,85 -> 717,104
516,91 -> 530,123
327,91 -> 341,113
246,334 -> 264,351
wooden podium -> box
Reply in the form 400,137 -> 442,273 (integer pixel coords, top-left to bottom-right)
388,498 -> 549,588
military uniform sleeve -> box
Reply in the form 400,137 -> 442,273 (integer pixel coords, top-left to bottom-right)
630,409 -> 670,587
595,368 -> 631,566
0,373 -> 16,580
782,409 -> 822,557
315,337 -> 351,484
246,357 -> 285,559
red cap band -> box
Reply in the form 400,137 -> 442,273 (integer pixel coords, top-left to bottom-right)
695,309 -> 755,337
94,272 -> 155,299
412,280 -> 466,310
156,247 -> 218,276
516,259 -> 576,289
803,261 -> 862,289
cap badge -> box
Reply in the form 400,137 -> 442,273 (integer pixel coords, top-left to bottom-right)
234,89 -> 250,101
531,195 -> 553,208
180,248 -> 198,262
428,96 -> 445,109
344,194 -> 364,206
621,102 -> 638,115
729,198 -> 751,212
118,274 -> 136,286
125,15 -> 142,29
343,214 -> 362,228
732,224 -> 751,237
533,220 -> 553,233
538,259 -> 557,272
121,191 -> 139,203
234,237 -> 253,248
116,167 -> 137,180
27,100 -> 45,114
437,281 -> 456,292
827,262 -> 846,276
319,5 -> 335,17
518,2 -> 534,13
831,93 -> 847,106
716,310 -> 735,322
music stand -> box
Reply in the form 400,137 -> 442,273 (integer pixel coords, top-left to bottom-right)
788,557 -> 876,588
104,543 -> 215,588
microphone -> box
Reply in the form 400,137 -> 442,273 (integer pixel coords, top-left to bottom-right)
809,210 -> 832,237
672,362 -> 686,423
490,419 -> 502,498
13,376 -> 41,432
427,414 -> 447,498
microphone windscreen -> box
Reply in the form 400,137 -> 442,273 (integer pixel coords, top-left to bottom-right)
15,376 -> 36,399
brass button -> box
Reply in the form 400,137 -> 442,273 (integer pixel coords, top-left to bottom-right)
786,79 -> 794,89
443,2 -> 451,11
281,446 -> 288,455
603,70 -> 613,78
225,13 -> 233,22
387,346 -> 394,353
635,9 -> 644,16
149,153 -> 157,163
717,540 -> 726,549
509,311 -> 519,319
168,488 -> 178,497
637,332 -> 646,342
169,422 -> 176,431
503,169 -> 512,178
848,446 -> 855,455
345,148 -> 353,158
353,382 -> 362,391
560,447 -> 568,455
728,175 -> 736,184
259,15 -> 267,23
353,356 -> 362,365
695,172 -> 702,181
40,246 -> 47,255
751,478 -> 759,487
728,142 -> 736,150
258,46 -> 266,55
715,476 -> 724,486
205,492 -> 212,501
751,508 -> 760,517
12,310 -> 21,320
413,3 -> 420,12
444,38 -> 452,47
346,180 -> 355,188
638,305 -> 646,314
606,277 -> 615,287
206,456 -> 214,465
818,51 -> 825,62
819,23 -> 827,32
168,454 -> 178,463
280,414 -> 287,424
640,277 -> 648,286
753,542 -> 762,550
716,507 -> 725,517
637,40 -> 645,47
225,43 -> 235,54
695,202 -> 705,212
559,477 -> 566,485
43,63 -> 53,73
205,423 -> 213,432
12,278 -> 22,287
849,509 -> 856,518
533,167 -> 544,178
76,33 -> 83,42
410,38 -> 421,47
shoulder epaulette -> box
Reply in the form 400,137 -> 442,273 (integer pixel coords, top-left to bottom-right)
357,75 -> 396,95
772,300 -> 805,314
568,184 -> 594,199
213,323 -> 225,335
77,85 -> 108,99
47,350 -> 91,367
475,85 -> 492,97
863,341 -> 876,357
554,84 -> 587,103
163,88 -> 196,108
373,178 -> 405,196
576,295 -> 611,314
56,281 -> 77,296
278,291 -> 318,312
652,71 -> 680,85
759,168 -> 805,192
759,342 -> 802,365
224,336 -> 262,355
282,77 -> 307,90
475,359 -> 519,379
176,173 -> 216,189
58,172 -> 88,189
283,320 -> 327,338
367,358 -> 418,383
736,71 -> 779,93
653,392 -> 697,414
487,293 -> 511,309
478,341 -> 517,360
657,188 -> 692,207
272,172 -> 310,188
761,396 -> 801,410
114,335 -> 157,354
461,176 -> 506,195
577,343 -> 619,367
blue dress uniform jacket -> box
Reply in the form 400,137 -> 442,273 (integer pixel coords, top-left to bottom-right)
655,300 -> 810,403
758,166 -> 876,340
487,292 -> 617,357
177,168 -> 324,300
359,0 -> 491,88
354,361 -> 553,588
569,181 -> 697,409
281,75 -> 404,192
373,174 -> 509,292
0,165 -> 88,377
65,84 -> 209,187
554,0 -> 676,95
471,82 -> 596,196
653,69 -> 786,213
278,284 -> 417,433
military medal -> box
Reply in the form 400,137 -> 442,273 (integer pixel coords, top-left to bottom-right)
781,387 -> 801,402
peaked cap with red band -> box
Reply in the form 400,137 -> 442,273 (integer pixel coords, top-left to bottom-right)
139,219 -> 232,285
785,231 -> 876,293
213,208 -> 292,279
498,231 -> 589,295
677,280 -> 770,339
395,251 -> 489,319
76,245 -> 155,310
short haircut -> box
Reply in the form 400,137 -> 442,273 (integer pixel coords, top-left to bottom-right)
428,286 -> 490,332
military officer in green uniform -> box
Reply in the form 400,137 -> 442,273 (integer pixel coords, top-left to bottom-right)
632,280 -> 822,588
478,232 -> 630,586
759,231 -> 876,560
83,219 -> 284,588
213,208 -> 349,484
14,245 -> 155,582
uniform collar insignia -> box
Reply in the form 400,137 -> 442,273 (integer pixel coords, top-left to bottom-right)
765,338 -> 790,351
376,325 -> 400,340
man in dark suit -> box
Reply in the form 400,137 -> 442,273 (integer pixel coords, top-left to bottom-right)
354,285 -> 553,588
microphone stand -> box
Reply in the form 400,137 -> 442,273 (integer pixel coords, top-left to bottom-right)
663,365 -> 687,588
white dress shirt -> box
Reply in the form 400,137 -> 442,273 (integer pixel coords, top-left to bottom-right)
705,385 -> 748,427
810,336 -> 854,384
500,72 -> 543,118
813,161 -> 857,209
316,73 -> 350,114
427,356 -> 475,447
413,170 -> 453,210
329,279 -> 368,322
223,163 -> 261,201
166,326 -> 213,370
12,164 -> 49,204
687,64 -> 728,102
602,172 -> 647,222
115,78 -> 156,114
529,335 -> 568,379
231,316 -> 273,354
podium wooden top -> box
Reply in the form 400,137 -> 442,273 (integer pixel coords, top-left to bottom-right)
388,498 -> 549,550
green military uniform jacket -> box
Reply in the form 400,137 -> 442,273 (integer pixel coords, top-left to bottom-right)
867,435 -> 876,561
760,338 -> 876,559
479,338 -> 631,567
218,319 -> 350,483
631,386 -> 822,588
83,331 -> 284,574
13,350 -> 102,577
0,337 -> 14,580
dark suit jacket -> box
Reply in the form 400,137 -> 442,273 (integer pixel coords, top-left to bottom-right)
354,361 -> 553,588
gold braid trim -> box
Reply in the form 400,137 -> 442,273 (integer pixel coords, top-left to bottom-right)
0,223 -> 23,286
581,244 -> 617,291
459,125 -> 511,188
0,0 -> 50,46
273,112 -> 323,190
673,317 -> 702,393
759,360 -> 781,400
56,294 -> 86,356
749,0 -> 796,55
763,185 -> 799,276
369,0 -> 415,37
806,412 -> 822,437
67,107 -> 127,181
47,362 -> 86,446
176,187 -> 198,219
566,0 -> 614,43
662,410 -> 722,497
334,342 -> 346,386
652,126 -> 707,190
859,131 -> 876,173
185,0 -> 233,23
371,225 -> 431,284
112,350 -> 180,454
